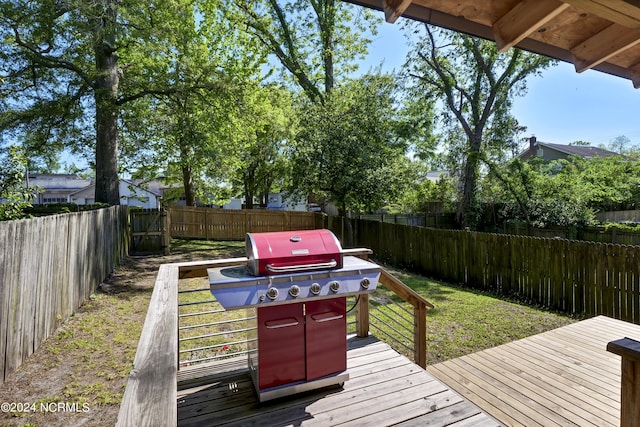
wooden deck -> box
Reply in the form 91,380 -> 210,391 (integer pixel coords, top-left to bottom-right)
427,315 -> 640,427
177,335 -> 501,426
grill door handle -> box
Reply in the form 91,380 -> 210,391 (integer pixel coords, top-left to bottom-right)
264,317 -> 300,329
266,260 -> 337,273
311,311 -> 344,323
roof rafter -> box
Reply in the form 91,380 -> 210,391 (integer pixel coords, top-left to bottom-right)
493,0 -> 570,52
571,23 -> 640,72
383,0 -> 413,24
563,0 -> 640,29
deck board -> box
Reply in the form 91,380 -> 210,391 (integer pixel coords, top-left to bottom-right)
177,335 -> 501,426
427,315 -> 640,427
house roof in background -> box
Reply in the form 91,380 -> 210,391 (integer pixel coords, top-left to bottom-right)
516,140 -> 620,160
538,141 -> 618,158
347,0 -> 640,88
27,173 -> 91,190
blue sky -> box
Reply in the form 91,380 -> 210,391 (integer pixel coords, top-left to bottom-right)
362,18 -> 640,149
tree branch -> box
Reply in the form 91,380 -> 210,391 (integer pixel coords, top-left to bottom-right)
11,26 -> 94,89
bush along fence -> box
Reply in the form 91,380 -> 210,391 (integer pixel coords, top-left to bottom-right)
0,206 -> 129,384
327,218 -> 640,325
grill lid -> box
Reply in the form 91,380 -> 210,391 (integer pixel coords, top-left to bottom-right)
246,229 -> 343,276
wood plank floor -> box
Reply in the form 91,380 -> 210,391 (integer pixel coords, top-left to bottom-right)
177,335 -> 501,426
427,315 -> 640,427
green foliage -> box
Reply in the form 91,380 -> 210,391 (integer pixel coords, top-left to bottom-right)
486,155 -> 640,228
290,74 -> 410,215
602,222 -> 640,232
233,0 -> 377,101
0,146 -> 38,221
230,84 -> 297,207
399,166 -> 457,213
118,1 -> 268,206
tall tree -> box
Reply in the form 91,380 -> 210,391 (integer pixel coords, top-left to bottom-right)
406,25 -> 555,228
1,0 -> 123,204
119,3 -> 264,206
1,0 -> 237,205
231,84 -> 296,209
291,74 -> 410,216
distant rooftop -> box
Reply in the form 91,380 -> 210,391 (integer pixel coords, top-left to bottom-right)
517,137 -> 620,161
537,142 -> 618,159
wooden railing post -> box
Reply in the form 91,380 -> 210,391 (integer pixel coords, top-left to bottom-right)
414,302 -> 427,369
356,294 -> 370,337
607,337 -> 640,427
378,268 -> 433,368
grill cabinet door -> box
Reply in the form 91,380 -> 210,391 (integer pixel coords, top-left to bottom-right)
305,298 -> 347,381
257,303 -> 306,389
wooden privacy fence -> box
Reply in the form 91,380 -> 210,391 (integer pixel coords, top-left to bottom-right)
169,206 -> 325,240
329,218 -> 640,324
0,206 -> 129,383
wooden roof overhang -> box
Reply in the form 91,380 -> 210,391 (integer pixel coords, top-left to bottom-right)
346,0 -> 640,88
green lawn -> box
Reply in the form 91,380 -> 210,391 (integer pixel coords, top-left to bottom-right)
386,267 -> 578,364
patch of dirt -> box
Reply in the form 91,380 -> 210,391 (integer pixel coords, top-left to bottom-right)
0,246 -> 238,427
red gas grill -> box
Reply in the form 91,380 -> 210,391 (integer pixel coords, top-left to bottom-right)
208,229 -> 380,402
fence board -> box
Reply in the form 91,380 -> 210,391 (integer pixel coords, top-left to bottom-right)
0,206 -> 128,384
0,221 -> 10,381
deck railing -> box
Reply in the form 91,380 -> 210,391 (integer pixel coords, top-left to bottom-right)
607,337 -> 640,427
116,250 -> 432,426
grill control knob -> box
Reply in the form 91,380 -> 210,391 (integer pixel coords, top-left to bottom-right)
289,285 -> 300,298
329,281 -> 340,293
360,278 -> 371,289
266,287 -> 279,300
310,282 -> 321,295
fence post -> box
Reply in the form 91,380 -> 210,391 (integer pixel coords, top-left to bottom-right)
204,208 -> 209,240
163,210 -> 171,255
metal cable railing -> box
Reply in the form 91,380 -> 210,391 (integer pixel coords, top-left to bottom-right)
177,267 -> 427,369
178,277 -> 256,367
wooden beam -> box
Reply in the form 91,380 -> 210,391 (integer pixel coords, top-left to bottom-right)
383,0 -> 412,23
563,0 -> 640,29
571,23 -> 640,72
630,62 -> 640,88
493,0 -> 570,52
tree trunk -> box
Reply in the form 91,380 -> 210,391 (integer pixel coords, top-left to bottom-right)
182,164 -> 195,206
178,140 -> 196,206
457,135 -> 482,229
319,0 -> 335,95
244,186 -> 254,209
244,169 -> 255,209
93,0 -> 120,205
